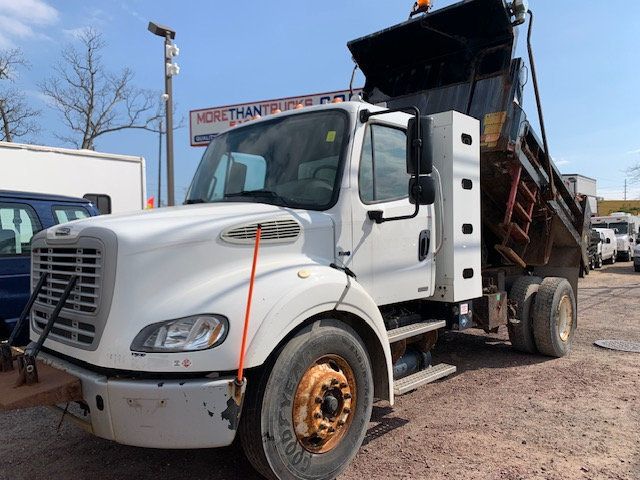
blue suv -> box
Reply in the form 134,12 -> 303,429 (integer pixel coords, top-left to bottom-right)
0,191 -> 100,344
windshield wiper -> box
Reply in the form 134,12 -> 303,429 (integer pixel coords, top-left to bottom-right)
224,190 -> 291,206
184,198 -> 207,204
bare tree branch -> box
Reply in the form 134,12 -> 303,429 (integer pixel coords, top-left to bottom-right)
0,48 -> 40,142
39,28 -> 162,149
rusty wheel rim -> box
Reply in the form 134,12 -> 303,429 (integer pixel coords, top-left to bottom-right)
292,354 -> 356,454
557,294 -> 573,343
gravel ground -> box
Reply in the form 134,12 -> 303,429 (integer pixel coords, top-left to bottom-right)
1,264 -> 639,480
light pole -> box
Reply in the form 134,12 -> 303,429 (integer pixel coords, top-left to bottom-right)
148,22 -> 180,206
157,119 -> 162,207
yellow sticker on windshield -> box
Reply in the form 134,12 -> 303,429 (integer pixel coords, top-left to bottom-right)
326,131 -> 336,142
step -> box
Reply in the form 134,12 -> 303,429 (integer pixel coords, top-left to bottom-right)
393,363 -> 457,395
387,320 -> 446,343
513,201 -> 532,223
501,222 -> 530,245
518,182 -> 537,203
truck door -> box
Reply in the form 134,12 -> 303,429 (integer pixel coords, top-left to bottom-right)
349,122 -> 434,306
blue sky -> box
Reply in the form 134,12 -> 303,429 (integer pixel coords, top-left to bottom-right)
2,0 -> 640,201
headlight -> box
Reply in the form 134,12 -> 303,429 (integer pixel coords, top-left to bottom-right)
131,315 -> 228,353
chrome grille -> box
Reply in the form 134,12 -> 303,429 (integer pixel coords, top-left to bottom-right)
30,233 -> 113,351
32,309 -> 96,345
32,247 -> 102,314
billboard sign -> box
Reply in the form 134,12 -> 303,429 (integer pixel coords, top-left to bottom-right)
189,88 -> 362,146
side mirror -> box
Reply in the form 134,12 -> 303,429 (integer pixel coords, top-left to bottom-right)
406,116 -> 433,175
409,176 -> 436,205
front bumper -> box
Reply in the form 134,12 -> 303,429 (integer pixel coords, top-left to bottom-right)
39,352 -> 244,449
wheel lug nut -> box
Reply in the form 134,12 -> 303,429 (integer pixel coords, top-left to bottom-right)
315,396 -> 323,403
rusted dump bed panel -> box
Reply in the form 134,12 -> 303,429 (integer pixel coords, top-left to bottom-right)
348,0 -> 589,280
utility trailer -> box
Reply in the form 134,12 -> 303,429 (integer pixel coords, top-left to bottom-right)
1,1 -> 588,480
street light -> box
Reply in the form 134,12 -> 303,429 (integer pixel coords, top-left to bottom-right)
148,21 -> 179,206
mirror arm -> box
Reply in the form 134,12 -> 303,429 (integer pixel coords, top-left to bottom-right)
361,107 -> 423,224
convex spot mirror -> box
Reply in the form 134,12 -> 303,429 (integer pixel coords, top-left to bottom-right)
406,116 -> 433,175
409,176 -> 436,205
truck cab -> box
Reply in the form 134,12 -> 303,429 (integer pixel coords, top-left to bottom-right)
0,191 -> 99,343
592,213 -> 639,261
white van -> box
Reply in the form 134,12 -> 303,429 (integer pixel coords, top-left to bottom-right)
594,228 -> 617,264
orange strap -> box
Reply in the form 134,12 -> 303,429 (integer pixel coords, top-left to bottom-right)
237,225 -> 262,383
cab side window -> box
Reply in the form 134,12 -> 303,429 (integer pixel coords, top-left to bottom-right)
0,203 -> 42,256
359,125 -> 408,204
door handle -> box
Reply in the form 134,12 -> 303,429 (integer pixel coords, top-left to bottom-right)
418,230 -> 430,261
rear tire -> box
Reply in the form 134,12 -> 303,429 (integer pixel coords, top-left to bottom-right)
596,254 -> 603,269
532,277 -> 577,358
507,276 -> 542,354
239,319 -> 374,480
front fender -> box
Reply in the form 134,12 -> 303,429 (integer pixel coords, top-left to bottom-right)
244,265 -> 393,403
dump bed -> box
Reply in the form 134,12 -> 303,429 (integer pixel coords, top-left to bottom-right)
348,0 -> 589,284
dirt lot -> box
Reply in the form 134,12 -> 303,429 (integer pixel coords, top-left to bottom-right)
1,264 -> 639,480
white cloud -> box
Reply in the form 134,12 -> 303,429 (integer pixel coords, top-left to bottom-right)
62,27 -> 87,40
0,0 -> 58,48
0,0 -> 58,24
554,158 -> 571,167
626,148 -> 640,155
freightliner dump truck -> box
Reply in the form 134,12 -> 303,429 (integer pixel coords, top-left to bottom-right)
0,1 -> 589,479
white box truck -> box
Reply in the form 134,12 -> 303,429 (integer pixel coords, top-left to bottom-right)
0,142 -> 146,214
591,212 -> 640,261
0,1 -> 590,479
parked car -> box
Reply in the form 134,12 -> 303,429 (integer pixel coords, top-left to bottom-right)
594,228 -> 617,264
0,190 -> 100,344
588,229 -> 603,270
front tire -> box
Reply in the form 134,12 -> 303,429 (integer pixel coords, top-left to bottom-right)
596,254 -> 603,269
240,319 -> 374,480
532,277 -> 577,358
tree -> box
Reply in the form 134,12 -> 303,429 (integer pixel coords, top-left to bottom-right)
0,48 -> 40,142
40,28 -> 161,150
629,164 -> 640,183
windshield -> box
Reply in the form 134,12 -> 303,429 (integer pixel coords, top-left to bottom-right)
186,110 -> 348,210
607,222 -> 629,234
592,221 -> 629,234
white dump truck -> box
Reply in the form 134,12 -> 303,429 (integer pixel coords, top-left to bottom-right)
0,1 -> 589,479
